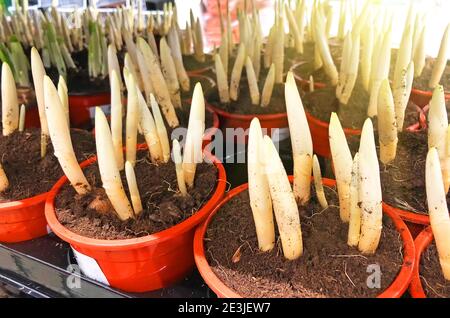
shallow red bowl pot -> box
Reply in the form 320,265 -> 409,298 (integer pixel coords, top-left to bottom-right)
207,103 -> 288,144
0,192 -> 49,242
68,92 -> 110,127
45,151 -> 227,293
410,88 -> 450,108
291,63 -> 327,91
185,54 -> 214,76
194,177 -> 415,298
409,226 -> 433,298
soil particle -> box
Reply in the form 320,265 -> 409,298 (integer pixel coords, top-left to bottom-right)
420,242 -> 450,298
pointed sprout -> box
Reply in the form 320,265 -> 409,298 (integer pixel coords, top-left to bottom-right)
215,54 -> 230,103
285,72 -> 313,205
428,85 -> 449,192
248,118 -> 275,252
329,112 -> 352,222
150,94 -> 170,163
137,37 -> 179,127
426,147 -> 450,279
313,19 -> 338,85
309,75 -> 315,92
358,118 -> 382,254
429,24 -> 449,89
338,33 -> 360,105
245,56 -> 260,105
273,17 -> 285,84
124,73 -> 138,167
110,70 -> 124,170
263,135 -> 303,260
0,162 -> 8,192
2,62 -> 19,136
57,75 -> 69,125
44,76 -> 91,195
347,152 -> 361,247
368,29 -> 391,117
137,89 -> 163,163
108,44 -> 123,91
285,3 -> 302,54
160,37 -> 181,108
229,43 -> 246,101
95,107 -> 134,221
377,79 -> 398,164
30,47 -> 49,141
312,154 -> 328,209
172,139 -> 187,196
135,49 -> 154,100
18,104 -> 25,132
125,161 -> 143,215
167,26 -> 190,92
393,24 -> 412,90
260,64 -> 275,107
413,25 -> 426,77
361,24 -> 374,92
394,62 -> 414,132
182,83 -> 205,187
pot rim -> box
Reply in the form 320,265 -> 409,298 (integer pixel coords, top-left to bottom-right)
45,147 -> 227,251
411,87 -> 450,99
207,101 -> 288,121
409,226 -> 433,298
194,177 -> 415,298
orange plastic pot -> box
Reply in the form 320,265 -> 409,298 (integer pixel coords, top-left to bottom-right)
194,177 -> 415,298
45,150 -> 227,293
207,103 -> 288,144
0,192 -> 49,243
409,226 -> 433,298
185,53 -> 214,76
68,92 -> 110,127
410,87 -> 450,108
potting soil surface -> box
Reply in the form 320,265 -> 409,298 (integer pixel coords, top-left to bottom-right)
55,150 -> 218,239
420,242 -> 450,298
208,83 -> 286,115
0,128 -> 96,201
205,186 -> 403,298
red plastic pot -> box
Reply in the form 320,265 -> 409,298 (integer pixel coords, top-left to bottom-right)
0,192 -> 49,242
194,177 -> 415,298
409,226 -> 433,298
68,92 -> 110,127
45,150 -> 227,293
207,103 -> 288,144
410,87 -> 450,108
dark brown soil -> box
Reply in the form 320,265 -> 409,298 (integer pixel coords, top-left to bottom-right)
55,150 -> 218,240
379,131 -> 430,214
0,128 -> 96,201
183,54 -> 214,73
420,242 -> 450,298
208,83 -> 286,115
46,49 -> 110,95
413,58 -> 450,92
181,75 -> 216,100
302,85 -> 369,129
206,186 -> 403,298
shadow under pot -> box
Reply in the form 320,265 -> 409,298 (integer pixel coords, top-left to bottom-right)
409,226 -> 450,298
194,177 -> 415,298
45,146 -> 227,293
0,128 -> 96,242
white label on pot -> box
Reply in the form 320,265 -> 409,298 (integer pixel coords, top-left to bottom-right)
46,225 -> 53,234
71,247 -> 110,286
